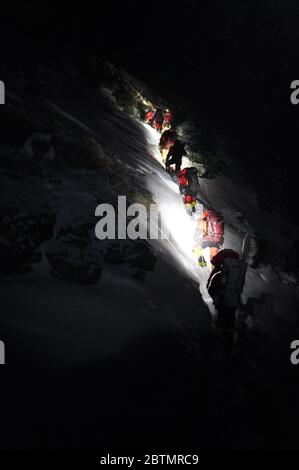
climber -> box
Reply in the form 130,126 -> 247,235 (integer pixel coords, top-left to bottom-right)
177,167 -> 200,215
207,248 -> 247,335
153,108 -> 164,133
193,209 -> 224,268
145,108 -> 156,126
159,128 -> 177,162
165,138 -> 186,173
162,109 -> 173,130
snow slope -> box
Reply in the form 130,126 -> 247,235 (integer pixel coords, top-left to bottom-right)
1,64 -> 299,449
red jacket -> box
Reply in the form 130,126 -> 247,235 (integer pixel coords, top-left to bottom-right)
145,111 -> 155,123
198,210 -> 224,245
177,168 -> 189,186
163,111 -> 172,125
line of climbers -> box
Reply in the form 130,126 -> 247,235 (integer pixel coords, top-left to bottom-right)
145,107 -> 173,133
145,107 -> 248,339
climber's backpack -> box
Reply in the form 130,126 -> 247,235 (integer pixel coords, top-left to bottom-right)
178,167 -> 199,193
222,257 -> 247,309
185,167 -> 200,193
206,210 -> 224,245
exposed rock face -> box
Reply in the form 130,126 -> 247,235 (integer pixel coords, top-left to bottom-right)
102,240 -> 157,277
0,63 -> 157,284
45,215 -> 103,284
52,133 -> 107,170
0,206 -> 55,274
0,143 -> 56,274
45,240 -> 102,285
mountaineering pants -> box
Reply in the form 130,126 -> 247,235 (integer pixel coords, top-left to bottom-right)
215,304 -> 236,331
